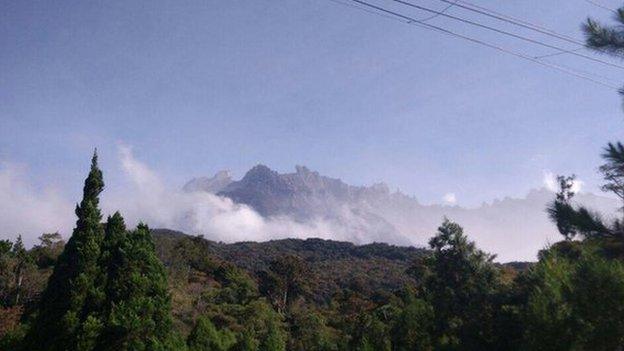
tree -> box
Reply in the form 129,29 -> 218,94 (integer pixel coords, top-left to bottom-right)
31,233 -> 65,268
26,150 -> 105,351
11,236 -> 32,306
522,248 -> 624,350
287,305 -> 340,351
584,8 -> 624,63
546,149 -> 624,253
568,253 -> 624,349
600,142 -> 624,215
187,316 -> 236,351
260,319 -> 287,351
421,219 -> 500,350
258,255 -> 311,314
96,223 -> 177,351
390,296 -> 433,351
521,252 -> 575,351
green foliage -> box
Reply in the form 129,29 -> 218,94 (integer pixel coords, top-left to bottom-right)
422,219 -> 500,350
260,321 -> 287,351
97,223 -> 176,351
15,152 -> 179,351
26,151 -> 105,351
390,296 -> 433,351
584,8 -> 624,58
30,233 -> 65,268
569,254 -> 624,349
187,316 -> 236,351
288,305 -> 340,351
522,253 -> 575,350
258,255 -> 311,313
522,249 -> 624,350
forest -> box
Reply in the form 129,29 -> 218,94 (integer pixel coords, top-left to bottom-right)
4,6 -> 624,351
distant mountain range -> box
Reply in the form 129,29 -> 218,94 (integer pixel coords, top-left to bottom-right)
183,165 -> 620,261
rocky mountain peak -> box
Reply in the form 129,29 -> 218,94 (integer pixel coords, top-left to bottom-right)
241,164 -> 280,183
182,170 -> 233,193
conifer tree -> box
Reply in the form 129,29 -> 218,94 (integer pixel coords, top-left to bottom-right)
90,212 -> 126,350
96,223 -> 176,350
423,219 -> 500,350
26,151 -> 105,351
11,235 -> 31,306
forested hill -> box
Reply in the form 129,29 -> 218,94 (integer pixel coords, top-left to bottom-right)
152,228 -> 428,302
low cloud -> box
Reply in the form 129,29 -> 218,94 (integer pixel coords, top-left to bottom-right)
443,192 -> 457,205
0,163 -> 73,246
543,171 -> 583,193
107,145 -> 353,243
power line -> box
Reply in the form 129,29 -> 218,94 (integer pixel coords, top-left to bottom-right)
345,0 -> 619,89
584,0 -> 618,13
391,0 -> 624,70
328,0 -> 407,22
417,0 -> 458,22
432,0 -> 584,46
534,47 -> 585,59
437,0 -> 624,59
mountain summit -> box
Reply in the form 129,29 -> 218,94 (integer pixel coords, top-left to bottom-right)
183,170 -> 233,193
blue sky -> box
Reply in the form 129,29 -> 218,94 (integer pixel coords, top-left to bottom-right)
2,0 -> 624,207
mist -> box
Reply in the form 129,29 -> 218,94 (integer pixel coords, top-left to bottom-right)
0,163 -> 74,246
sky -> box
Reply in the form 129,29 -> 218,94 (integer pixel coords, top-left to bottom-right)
1,0 -> 624,218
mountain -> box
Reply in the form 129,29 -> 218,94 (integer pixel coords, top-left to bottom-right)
183,170 -> 233,193
185,165 -> 410,245
184,165 -> 620,261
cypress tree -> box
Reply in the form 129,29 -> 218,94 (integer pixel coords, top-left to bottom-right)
91,212 -> 126,350
96,223 -> 176,350
26,151 -> 105,351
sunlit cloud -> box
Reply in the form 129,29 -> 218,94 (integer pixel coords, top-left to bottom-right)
443,192 -> 457,205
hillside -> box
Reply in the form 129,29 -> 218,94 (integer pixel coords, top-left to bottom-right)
152,228 -> 427,304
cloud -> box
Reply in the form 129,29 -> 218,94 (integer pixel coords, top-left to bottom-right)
443,192 -> 457,205
0,163 -> 73,246
543,171 -> 557,192
107,145 -> 356,243
543,171 -> 584,193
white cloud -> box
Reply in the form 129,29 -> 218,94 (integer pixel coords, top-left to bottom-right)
543,171 -> 558,192
543,170 -> 584,193
106,145 -> 356,243
0,163 -> 73,246
443,192 -> 457,205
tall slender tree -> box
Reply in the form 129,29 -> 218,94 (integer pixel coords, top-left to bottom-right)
26,151 -> 105,351
10,236 -> 28,306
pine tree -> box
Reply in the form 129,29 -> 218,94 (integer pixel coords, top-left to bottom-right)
90,212 -> 126,350
26,151 -> 105,351
423,219 -> 500,350
96,223 -> 176,351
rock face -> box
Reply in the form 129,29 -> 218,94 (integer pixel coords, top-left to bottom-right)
183,170 -> 233,193
219,165 -> 393,217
